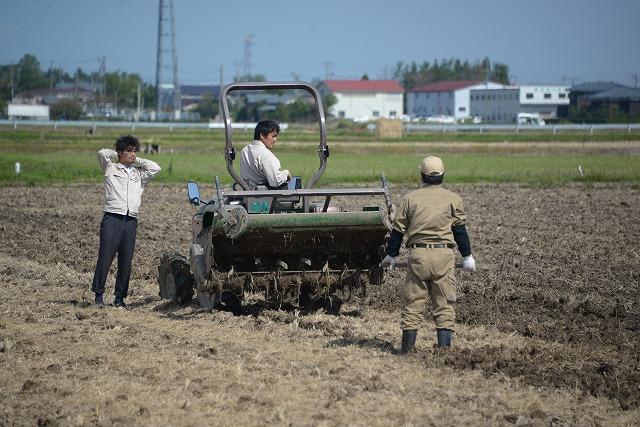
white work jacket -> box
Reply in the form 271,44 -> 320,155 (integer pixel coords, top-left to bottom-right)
239,140 -> 289,188
97,149 -> 161,218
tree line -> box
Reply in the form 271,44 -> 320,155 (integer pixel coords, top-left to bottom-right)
392,57 -> 510,90
0,54 -> 155,119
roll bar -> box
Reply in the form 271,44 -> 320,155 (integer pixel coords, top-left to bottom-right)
220,81 -> 329,190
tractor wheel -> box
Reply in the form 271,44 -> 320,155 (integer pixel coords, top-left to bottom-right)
158,253 -> 195,305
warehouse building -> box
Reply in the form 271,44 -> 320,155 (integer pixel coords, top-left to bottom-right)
470,85 -> 570,123
406,80 -> 505,121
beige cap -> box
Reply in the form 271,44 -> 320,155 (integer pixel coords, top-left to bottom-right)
420,156 -> 444,176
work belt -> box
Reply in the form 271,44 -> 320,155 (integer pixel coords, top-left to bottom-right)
411,242 -> 454,249
104,211 -> 138,221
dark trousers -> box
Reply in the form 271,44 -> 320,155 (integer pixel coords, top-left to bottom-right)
91,212 -> 138,299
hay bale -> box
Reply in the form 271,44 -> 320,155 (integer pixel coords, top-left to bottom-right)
377,118 -> 403,138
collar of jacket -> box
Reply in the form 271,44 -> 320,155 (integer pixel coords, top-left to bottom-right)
116,163 -> 134,172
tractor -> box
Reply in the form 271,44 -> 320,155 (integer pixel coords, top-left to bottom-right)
158,82 -> 393,312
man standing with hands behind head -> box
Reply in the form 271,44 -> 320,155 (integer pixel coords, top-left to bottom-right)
381,156 -> 476,354
92,135 -> 161,308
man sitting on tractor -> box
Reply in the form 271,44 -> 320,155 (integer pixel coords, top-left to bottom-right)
240,120 -> 291,189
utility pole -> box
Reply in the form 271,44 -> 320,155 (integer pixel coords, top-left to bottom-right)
233,60 -> 242,82
10,63 -> 15,101
382,63 -> 390,80
98,56 -> 106,111
562,76 -> 577,87
136,81 -> 141,121
219,64 -> 224,91
291,72 -> 299,81
484,58 -> 491,84
49,61 -> 54,95
633,73 -> 638,89
323,61 -> 333,80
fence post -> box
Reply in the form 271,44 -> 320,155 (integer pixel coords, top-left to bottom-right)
629,124 -> 632,135
13,121 -> 17,129
54,121 -> 58,130
590,125 -> 593,135
553,125 -> 557,134
170,122 -> 173,132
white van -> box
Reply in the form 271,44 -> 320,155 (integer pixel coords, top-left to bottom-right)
516,112 -> 545,126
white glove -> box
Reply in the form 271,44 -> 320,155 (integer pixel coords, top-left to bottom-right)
380,255 -> 396,270
462,255 -> 476,272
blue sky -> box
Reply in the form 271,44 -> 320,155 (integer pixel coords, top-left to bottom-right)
1,0 -> 639,87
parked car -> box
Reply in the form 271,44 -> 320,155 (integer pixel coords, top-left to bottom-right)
516,112 -> 545,126
425,115 -> 456,124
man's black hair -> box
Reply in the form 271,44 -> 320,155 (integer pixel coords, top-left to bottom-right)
115,135 -> 140,152
421,173 -> 444,185
254,120 -> 280,141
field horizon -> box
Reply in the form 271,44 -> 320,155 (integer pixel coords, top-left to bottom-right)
2,127 -> 640,186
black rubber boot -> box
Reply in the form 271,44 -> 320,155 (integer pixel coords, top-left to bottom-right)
114,297 -> 127,308
436,328 -> 453,347
399,329 -> 417,355
94,293 -> 104,306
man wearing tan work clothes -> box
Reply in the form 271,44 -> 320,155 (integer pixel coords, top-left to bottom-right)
381,156 -> 476,354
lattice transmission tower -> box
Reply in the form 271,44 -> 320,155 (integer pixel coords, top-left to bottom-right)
243,34 -> 254,77
155,0 -> 180,119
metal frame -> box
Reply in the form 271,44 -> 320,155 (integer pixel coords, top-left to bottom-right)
219,81 -> 328,190
225,188 -> 388,213
224,188 -> 386,197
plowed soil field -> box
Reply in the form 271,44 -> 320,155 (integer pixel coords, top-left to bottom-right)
1,183 -> 639,426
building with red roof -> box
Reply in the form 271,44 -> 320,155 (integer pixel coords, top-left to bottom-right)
317,79 -> 404,121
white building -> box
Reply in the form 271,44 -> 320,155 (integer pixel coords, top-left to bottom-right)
470,85 -> 570,123
8,104 -> 50,120
317,80 -> 404,121
407,80 -> 505,121
14,87 -> 95,106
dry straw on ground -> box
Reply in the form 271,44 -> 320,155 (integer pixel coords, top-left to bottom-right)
0,184 -> 638,426
376,119 -> 404,138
